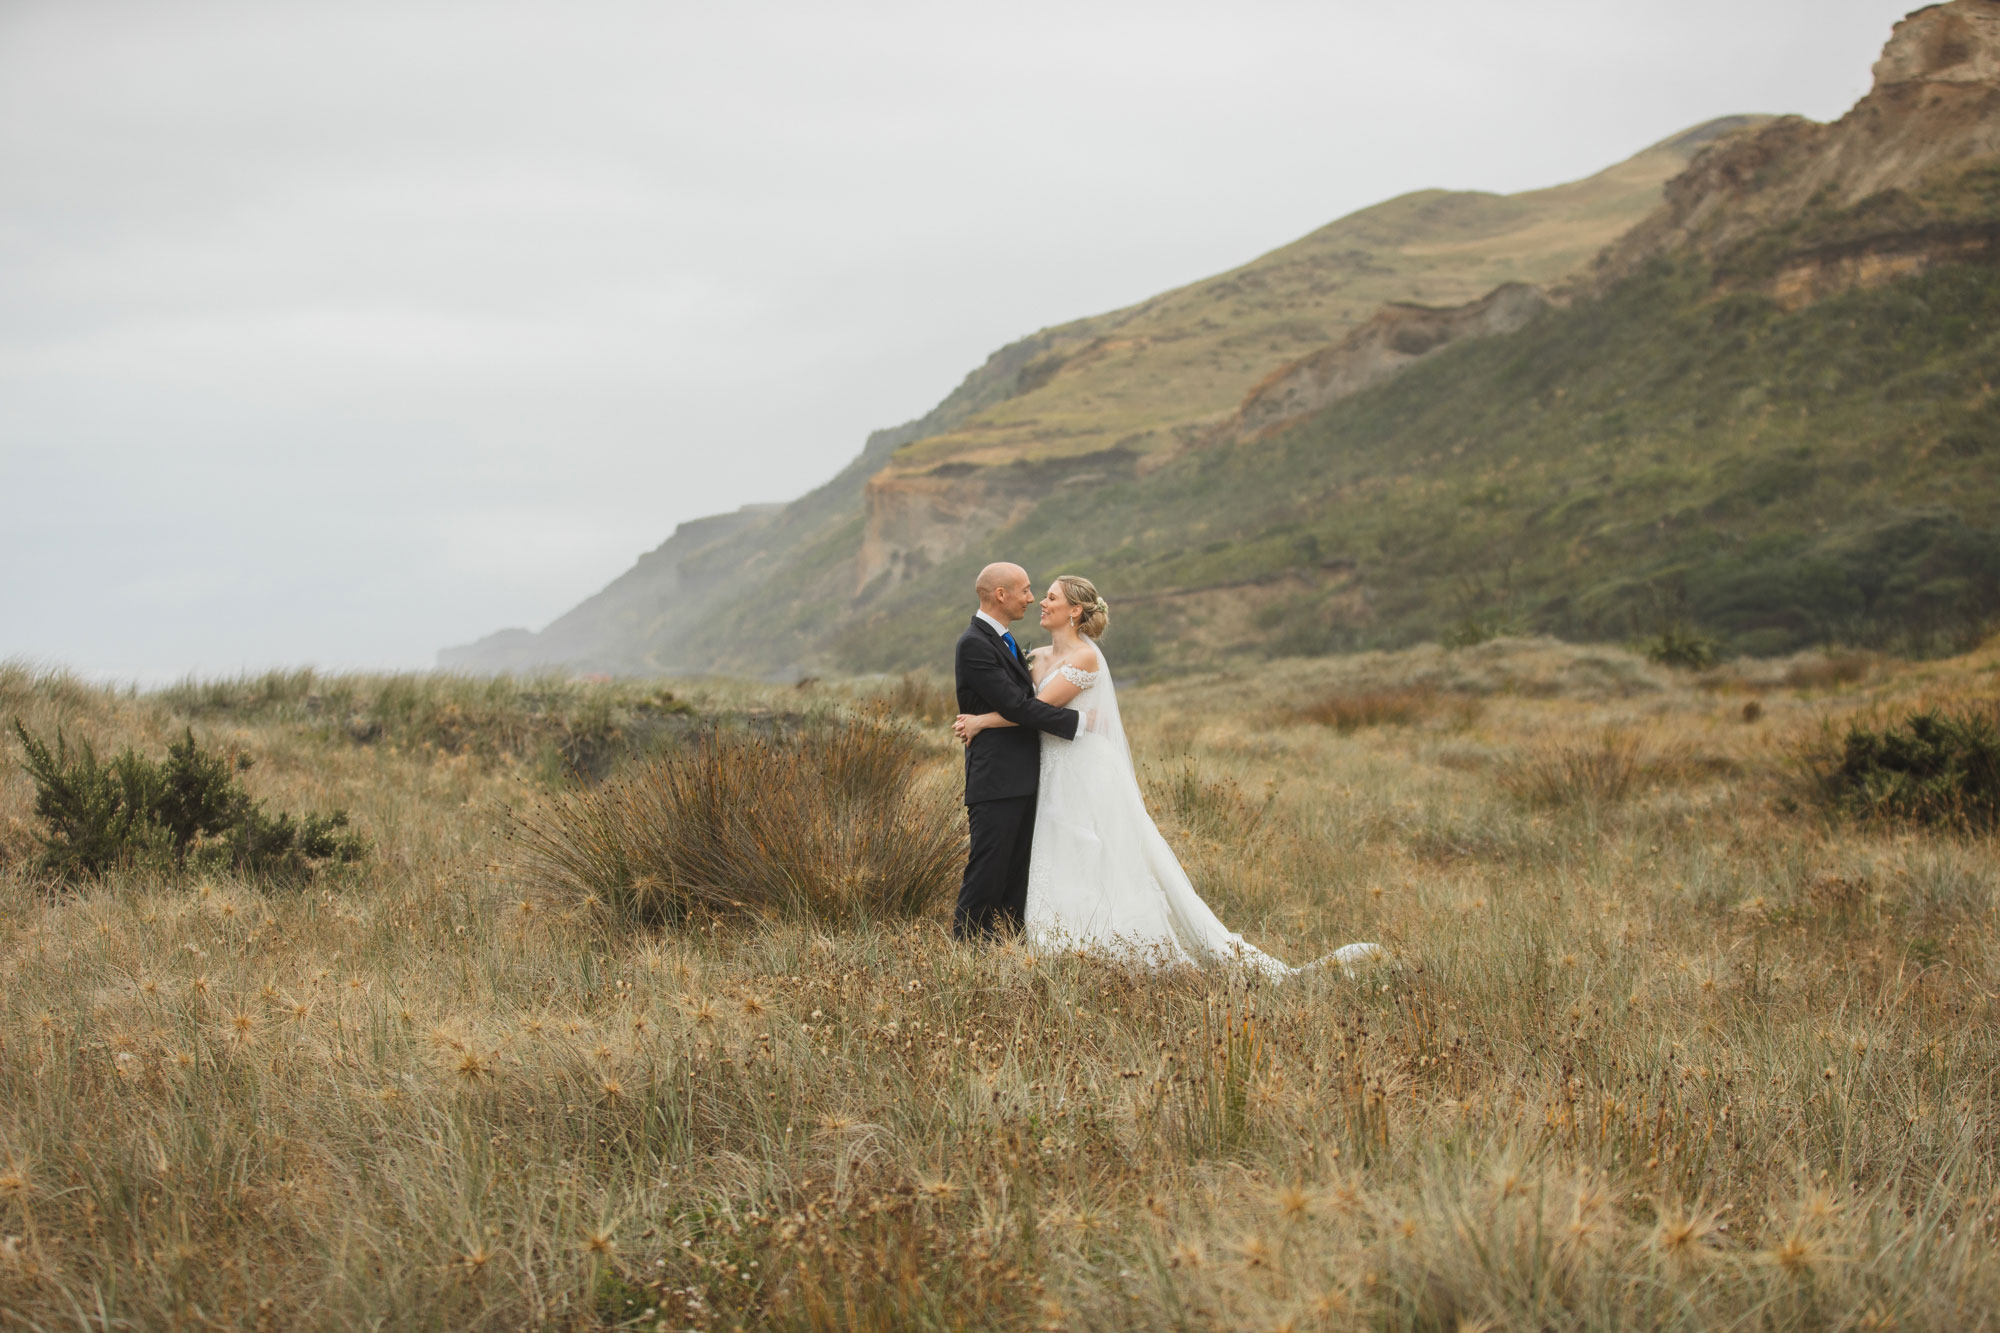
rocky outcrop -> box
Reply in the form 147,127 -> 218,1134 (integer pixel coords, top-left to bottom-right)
855,446 -> 1141,593
1578,0 -> 2000,301
1217,283 -> 1551,446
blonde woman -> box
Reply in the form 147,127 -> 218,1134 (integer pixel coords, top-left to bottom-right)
953,575 -> 1380,978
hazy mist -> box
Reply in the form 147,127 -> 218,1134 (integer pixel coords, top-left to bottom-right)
0,0 -> 1917,680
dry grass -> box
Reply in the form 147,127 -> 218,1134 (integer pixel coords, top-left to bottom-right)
511,718 -> 964,928
1291,685 -> 1483,734
3,638 -> 2000,1329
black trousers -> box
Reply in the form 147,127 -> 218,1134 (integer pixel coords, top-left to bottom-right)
955,793 -> 1037,940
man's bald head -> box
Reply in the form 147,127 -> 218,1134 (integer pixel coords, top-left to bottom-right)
976,562 -> 1026,599
974,562 -> 1035,624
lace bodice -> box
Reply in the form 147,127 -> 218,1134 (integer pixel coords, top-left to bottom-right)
1056,664 -> 1099,690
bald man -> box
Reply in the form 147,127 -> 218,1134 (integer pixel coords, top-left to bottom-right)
952,562 -> 1081,941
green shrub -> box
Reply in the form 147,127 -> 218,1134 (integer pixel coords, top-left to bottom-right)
511,717 -> 963,928
11,721 -> 367,885
1812,705 -> 2000,829
1644,622 -> 1723,670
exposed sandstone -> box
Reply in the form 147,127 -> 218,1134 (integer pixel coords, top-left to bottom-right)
1578,0 -> 2000,299
1217,283 -> 1551,447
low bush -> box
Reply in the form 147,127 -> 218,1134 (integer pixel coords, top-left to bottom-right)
11,721 -> 367,885
1643,622 -> 1723,671
511,717 -> 963,928
1810,705 -> 2000,829
154,669 -> 694,778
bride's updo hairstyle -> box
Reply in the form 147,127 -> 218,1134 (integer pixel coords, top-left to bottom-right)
1055,575 -> 1109,640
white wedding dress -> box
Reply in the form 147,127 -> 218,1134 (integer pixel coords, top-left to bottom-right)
1022,653 -> 1381,978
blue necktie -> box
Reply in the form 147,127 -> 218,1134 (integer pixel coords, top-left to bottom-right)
1000,630 -> 1020,661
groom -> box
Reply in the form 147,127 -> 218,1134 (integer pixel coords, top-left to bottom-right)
952,562 -> 1080,940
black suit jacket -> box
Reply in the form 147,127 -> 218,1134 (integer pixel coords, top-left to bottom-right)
955,615 -> 1080,805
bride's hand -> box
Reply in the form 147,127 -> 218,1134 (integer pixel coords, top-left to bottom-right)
952,713 -> 984,744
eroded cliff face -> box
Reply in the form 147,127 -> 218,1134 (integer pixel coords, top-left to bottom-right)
1218,283 -> 1552,447
856,446 -> 1142,595
1580,0 -> 2000,302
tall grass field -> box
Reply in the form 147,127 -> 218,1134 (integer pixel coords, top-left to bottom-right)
2,638 -> 1999,1330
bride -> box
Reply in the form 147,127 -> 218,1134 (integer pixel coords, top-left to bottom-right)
952,575 -> 1381,979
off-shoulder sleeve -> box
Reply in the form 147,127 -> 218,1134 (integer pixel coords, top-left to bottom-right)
1056,664 -> 1099,689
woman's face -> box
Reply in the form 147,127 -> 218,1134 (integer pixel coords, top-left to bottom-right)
1039,581 -> 1074,631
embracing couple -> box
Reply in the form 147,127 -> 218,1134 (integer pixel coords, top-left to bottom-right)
950,562 -> 1380,978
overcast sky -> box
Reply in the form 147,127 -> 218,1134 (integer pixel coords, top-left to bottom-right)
1,0 -> 1918,682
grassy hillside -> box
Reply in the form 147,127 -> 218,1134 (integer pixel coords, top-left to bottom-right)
8,640 -> 2000,1326
831,175 -> 2000,675
889,120 -> 1753,474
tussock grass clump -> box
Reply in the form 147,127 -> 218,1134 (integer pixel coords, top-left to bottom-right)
1144,757 -> 1273,845
1783,650 -> 1875,691
1811,704 -> 2000,829
1294,685 -> 1457,732
1499,730 -> 1646,809
513,717 -> 964,927
872,672 -> 958,725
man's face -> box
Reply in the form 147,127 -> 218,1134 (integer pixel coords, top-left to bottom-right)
995,574 -> 1035,623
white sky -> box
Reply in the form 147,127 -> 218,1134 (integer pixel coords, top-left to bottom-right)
0,0 -> 1919,681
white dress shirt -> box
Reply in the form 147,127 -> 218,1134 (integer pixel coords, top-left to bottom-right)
975,609 -> 1013,641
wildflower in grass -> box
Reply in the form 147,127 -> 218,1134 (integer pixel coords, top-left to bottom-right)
1762,1227 -> 1828,1274
583,1226 -> 616,1255
599,1078 -> 625,1101
1275,1183 -> 1312,1221
740,994 -> 766,1016
1310,1286 -> 1355,1318
455,1051 -> 492,1084
1236,1234 -> 1273,1268
0,1165 -> 29,1199
225,1012 -> 258,1049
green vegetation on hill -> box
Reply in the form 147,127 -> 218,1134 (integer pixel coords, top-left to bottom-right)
831,244 -> 2000,672
890,120 -> 1751,473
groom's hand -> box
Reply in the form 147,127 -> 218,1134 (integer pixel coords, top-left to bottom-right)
952,713 -> 977,744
